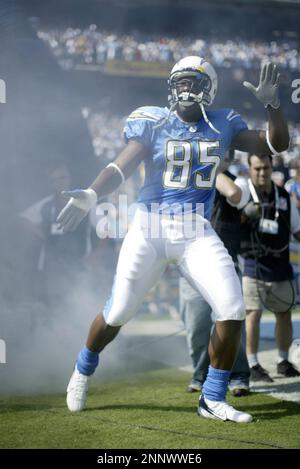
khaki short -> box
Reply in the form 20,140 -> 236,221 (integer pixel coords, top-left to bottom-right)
242,276 -> 295,313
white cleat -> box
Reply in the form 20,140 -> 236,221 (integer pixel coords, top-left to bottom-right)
66,366 -> 89,412
198,395 -> 253,423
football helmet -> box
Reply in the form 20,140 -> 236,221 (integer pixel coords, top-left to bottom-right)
168,56 -> 218,108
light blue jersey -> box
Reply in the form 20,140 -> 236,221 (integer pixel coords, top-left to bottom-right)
124,106 -> 247,220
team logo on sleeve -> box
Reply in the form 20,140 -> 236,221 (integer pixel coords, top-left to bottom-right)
226,110 -> 241,122
127,110 -> 160,122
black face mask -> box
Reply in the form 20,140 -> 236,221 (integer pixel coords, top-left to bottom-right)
174,76 -> 211,99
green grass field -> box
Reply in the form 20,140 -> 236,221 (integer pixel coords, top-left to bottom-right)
1,368 -> 300,449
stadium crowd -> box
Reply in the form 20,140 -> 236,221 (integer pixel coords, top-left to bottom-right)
38,26 -> 300,72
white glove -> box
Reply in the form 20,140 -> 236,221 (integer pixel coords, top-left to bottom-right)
243,63 -> 280,109
57,188 -> 97,232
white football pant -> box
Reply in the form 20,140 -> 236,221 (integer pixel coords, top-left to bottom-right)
103,208 -> 245,326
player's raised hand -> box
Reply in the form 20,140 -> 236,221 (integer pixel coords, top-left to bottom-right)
243,62 -> 280,109
57,188 -> 97,232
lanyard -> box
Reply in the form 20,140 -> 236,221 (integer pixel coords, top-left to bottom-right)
248,179 -> 279,220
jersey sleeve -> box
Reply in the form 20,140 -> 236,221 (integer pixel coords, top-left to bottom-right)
226,109 -> 248,141
123,108 -> 156,147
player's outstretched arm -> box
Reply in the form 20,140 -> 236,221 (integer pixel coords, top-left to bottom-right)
57,140 -> 147,232
232,63 -> 289,155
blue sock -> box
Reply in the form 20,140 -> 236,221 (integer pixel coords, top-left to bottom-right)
76,346 -> 99,376
202,365 -> 230,401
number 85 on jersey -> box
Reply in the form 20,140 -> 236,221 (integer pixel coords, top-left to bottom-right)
163,140 -> 221,190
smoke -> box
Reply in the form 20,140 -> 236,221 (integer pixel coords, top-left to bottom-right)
0,4 -> 111,395
0,270 -> 110,395
0,263 -> 187,396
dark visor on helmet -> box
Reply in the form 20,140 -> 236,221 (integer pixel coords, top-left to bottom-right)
173,73 -> 211,95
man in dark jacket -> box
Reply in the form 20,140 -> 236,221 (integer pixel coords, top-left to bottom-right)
241,153 -> 300,381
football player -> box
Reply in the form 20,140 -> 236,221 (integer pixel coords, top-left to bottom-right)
57,57 -> 289,422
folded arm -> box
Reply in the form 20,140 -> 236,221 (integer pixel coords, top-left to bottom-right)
216,173 -> 250,209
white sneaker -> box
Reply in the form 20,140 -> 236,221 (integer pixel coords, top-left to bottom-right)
198,395 -> 253,423
66,366 -> 89,412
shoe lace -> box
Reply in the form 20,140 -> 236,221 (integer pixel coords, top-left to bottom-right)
73,374 -> 87,399
211,400 -> 236,418
222,402 -> 249,419
223,402 -> 235,412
